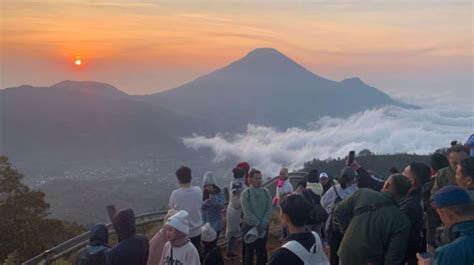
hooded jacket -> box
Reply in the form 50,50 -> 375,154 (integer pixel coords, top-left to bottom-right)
75,224 -> 109,265
106,209 -> 149,265
433,220 -> 474,265
334,189 -> 410,265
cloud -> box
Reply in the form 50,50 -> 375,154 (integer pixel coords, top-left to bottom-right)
183,105 -> 473,177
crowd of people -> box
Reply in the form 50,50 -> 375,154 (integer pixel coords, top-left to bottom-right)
74,138 -> 474,265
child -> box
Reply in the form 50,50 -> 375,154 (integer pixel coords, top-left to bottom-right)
160,210 -> 201,265
225,167 -> 247,260
147,209 -> 177,265
201,223 -> 224,265
202,171 -> 224,239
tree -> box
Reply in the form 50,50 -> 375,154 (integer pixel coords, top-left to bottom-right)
0,156 -> 84,262
359,149 -> 374,156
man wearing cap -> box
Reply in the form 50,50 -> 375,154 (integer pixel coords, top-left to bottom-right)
319,172 -> 334,195
417,185 -> 474,265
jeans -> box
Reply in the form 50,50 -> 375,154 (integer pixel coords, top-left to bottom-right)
280,225 -> 288,239
242,223 -> 268,265
329,231 -> 343,265
226,236 -> 236,255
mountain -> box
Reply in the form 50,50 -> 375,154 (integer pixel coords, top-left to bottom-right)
146,48 -> 413,132
0,81 -> 198,170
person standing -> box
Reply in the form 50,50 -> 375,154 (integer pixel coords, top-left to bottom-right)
417,186 -> 474,265
334,174 -> 412,265
75,224 -> 109,265
106,209 -> 149,265
201,171 -> 224,239
401,162 -> 431,265
431,142 -> 468,200
321,166 -> 357,265
269,194 -> 329,265
168,166 -> 203,254
160,210 -> 201,265
455,157 -> 474,199
275,167 -> 294,239
225,167 -> 247,260
241,169 -> 273,265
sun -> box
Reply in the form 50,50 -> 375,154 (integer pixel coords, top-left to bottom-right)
75,59 -> 82,66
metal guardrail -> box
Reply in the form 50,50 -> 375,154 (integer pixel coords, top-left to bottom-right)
22,173 -> 306,265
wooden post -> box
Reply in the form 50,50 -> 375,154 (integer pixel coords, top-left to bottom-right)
223,187 -> 230,203
106,205 -> 116,223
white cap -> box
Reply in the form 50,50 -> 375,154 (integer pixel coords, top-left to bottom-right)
201,223 -> 217,242
244,227 -> 259,244
319,172 -> 329,179
165,210 -> 189,235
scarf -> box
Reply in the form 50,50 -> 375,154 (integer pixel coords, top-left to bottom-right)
169,230 -> 190,248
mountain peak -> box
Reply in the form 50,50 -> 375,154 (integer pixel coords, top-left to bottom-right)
340,77 -> 366,86
247,47 -> 284,57
51,80 -> 128,98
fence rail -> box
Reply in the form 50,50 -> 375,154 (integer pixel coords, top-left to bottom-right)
22,173 -> 306,265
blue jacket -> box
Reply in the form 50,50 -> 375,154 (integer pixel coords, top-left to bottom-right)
434,220 -> 474,265
202,191 -> 225,232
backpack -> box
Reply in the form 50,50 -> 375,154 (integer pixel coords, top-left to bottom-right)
282,231 -> 330,265
301,189 -> 328,225
325,187 -> 343,242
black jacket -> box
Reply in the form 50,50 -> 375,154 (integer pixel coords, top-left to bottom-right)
106,209 -> 149,265
399,189 -> 424,265
269,232 -> 316,265
202,246 -> 224,265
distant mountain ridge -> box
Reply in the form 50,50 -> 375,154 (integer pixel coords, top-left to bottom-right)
145,48 -> 415,132
1,48 -> 415,169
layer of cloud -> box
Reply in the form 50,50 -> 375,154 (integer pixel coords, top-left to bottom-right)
183,105 -> 473,176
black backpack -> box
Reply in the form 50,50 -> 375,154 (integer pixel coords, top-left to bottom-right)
302,188 -> 329,225
325,188 -> 343,242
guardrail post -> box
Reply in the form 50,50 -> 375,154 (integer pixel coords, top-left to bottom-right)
106,205 -> 116,223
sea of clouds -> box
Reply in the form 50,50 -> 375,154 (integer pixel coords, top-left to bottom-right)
183,100 -> 473,176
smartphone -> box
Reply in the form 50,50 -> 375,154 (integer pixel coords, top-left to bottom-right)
347,150 -> 355,166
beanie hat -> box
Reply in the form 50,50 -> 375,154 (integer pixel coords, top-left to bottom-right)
201,223 -> 217,242
237,162 -> 250,177
340,166 -> 356,178
232,167 -> 244,179
203,171 -> 217,186
319,172 -> 329,179
165,210 -> 189,235
307,169 -> 319,183
433,185 -> 472,208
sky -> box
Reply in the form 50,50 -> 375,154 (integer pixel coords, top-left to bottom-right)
0,0 -> 472,99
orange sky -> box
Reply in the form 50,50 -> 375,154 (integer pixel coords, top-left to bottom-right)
0,0 -> 472,96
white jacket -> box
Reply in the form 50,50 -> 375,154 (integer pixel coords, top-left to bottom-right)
276,179 -> 294,201
160,241 -> 201,265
